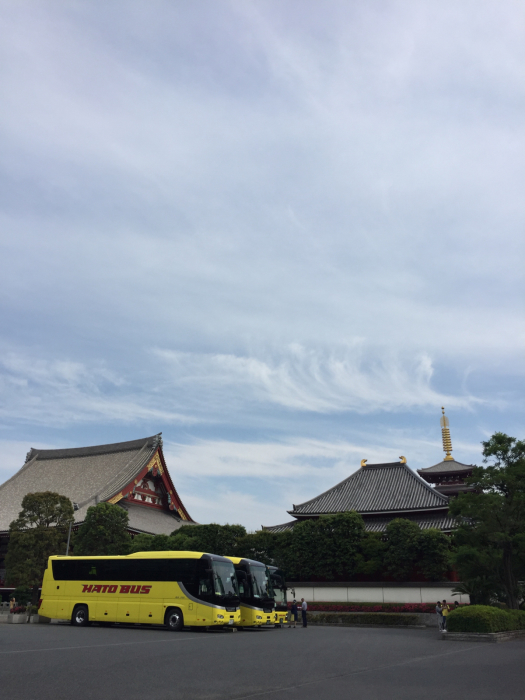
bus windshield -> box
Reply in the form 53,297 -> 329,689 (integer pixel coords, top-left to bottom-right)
271,584 -> 286,606
249,565 -> 271,599
212,561 -> 239,598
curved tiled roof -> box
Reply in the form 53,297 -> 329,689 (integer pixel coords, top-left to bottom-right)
289,461 -> 448,516
0,434 -> 192,532
418,459 -> 475,475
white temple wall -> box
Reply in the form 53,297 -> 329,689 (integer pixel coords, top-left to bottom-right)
288,583 -> 469,604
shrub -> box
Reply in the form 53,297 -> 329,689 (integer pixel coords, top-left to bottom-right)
447,605 -> 525,633
310,612 -> 419,626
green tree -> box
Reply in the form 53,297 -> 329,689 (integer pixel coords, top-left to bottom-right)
357,532 -> 386,577
281,512 -> 367,581
129,533 -> 176,553
312,512 -> 366,579
168,523 -> 247,555
383,519 -> 421,581
5,492 -> 74,603
416,528 -> 451,581
74,502 -> 131,556
450,432 -> 525,609
235,530 -> 281,565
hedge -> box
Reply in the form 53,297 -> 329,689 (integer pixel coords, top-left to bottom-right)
302,602 -> 441,614
309,612 -> 420,626
447,606 -> 525,634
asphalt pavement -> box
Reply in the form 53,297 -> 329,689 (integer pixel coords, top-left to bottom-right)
1,622 -> 524,700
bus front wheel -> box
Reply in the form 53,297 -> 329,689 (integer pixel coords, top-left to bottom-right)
72,605 -> 90,627
165,608 -> 184,632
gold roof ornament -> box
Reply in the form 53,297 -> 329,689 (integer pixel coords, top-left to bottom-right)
360,459 -> 367,467
440,407 -> 454,461
399,456 -> 407,464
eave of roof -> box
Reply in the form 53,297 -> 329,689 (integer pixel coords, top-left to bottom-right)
262,512 -> 458,534
418,459 -> 476,474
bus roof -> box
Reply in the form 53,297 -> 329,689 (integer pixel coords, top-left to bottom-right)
48,551 -> 231,562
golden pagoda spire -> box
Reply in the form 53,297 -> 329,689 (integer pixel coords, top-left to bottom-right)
440,406 -> 454,461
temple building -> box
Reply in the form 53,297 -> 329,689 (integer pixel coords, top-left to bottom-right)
0,434 -> 194,583
263,409 -> 476,534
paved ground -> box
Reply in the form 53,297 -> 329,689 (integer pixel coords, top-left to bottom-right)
1,622 -> 524,700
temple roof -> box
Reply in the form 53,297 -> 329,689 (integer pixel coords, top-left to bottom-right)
288,461 -> 448,517
0,434 -> 192,533
417,458 -> 475,475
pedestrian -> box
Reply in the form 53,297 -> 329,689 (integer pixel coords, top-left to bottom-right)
288,599 -> 298,628
441,600 -> 450,631
454,601 -> 459,610
436,601 -> 443,631
301,598 -> 308,628
9,596 -> 16,613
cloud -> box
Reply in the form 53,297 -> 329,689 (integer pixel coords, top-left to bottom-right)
0,348 -> 197,428
154,344 -> 481,414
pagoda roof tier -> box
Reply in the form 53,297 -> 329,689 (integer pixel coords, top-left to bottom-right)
417,458 -> 476,477
0,434 -> 193,532
288,461 -> 448,518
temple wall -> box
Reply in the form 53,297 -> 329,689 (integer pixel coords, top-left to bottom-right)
287,581 -> 469,604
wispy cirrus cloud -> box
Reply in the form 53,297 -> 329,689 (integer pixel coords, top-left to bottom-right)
0,349 -> 196,428
154,344 -> 481,414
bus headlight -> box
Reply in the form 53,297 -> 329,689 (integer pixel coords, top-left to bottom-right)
217,614 -> 224,619
256,615 -> 262,620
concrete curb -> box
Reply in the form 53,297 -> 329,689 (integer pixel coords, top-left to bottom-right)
309,622 -> 426,629
440,630 -> 525,643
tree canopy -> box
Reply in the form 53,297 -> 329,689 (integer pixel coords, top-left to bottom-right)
450,432 -> 525,609
74,502 -> 131,556
5,491 -> 74,593
168,523 -> 247,555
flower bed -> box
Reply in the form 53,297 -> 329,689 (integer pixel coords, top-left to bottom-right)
447,606 -> 525,634
293,601 -> 453,614
11,606 -> 27,614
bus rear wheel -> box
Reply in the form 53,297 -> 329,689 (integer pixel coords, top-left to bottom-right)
72,605 -> 90,627
165,608 -> 184,631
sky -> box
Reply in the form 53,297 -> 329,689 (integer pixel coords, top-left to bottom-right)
0,0 -> 523,531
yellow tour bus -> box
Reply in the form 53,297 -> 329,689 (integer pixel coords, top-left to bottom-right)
39,551 -> 241,630
224,556 -> 275,627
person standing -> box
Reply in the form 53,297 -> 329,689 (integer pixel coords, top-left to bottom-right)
441,600 -> 450,631
436,601 -> 443,631
301,598 -> 308,628
289,599 -> 298,628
